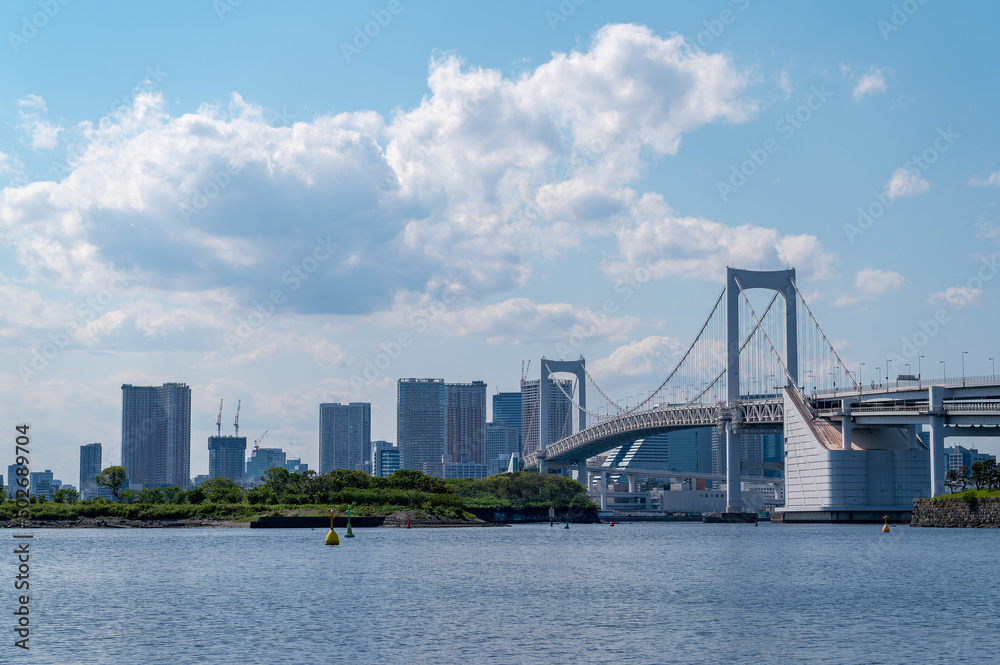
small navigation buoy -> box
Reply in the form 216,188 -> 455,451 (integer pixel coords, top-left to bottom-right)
405,516 -> 411,529
325,511 -> 340,546
344,504 -> 355,538
882,515 -> 890,534
610,519 -> 615,526
564,515 -> 570,529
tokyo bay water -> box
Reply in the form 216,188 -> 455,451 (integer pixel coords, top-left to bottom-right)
5,523 -> 998,664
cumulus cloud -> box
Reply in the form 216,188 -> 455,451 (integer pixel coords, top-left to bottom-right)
885,167 -> 930,199
590,335 -> 684,377
1,25 -> 764,320
16,94 -> 63,150
928,286 -> 983,308
851,66 -> 889,101
603,194 -> 836,283
833,268 -> 904,306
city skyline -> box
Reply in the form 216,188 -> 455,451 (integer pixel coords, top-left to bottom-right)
3,2 -> 1000,485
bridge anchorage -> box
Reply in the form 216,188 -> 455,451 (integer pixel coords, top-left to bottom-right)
523,267 -> 1000,522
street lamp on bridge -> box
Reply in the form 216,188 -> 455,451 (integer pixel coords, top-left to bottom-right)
940,360 -> 946,382
991,357 -> 996,380
886,358 -> 892,386
962,350 -> 968,386
875,367 -> 880,389
919,355 -> 925,382
859,362 -> 865,394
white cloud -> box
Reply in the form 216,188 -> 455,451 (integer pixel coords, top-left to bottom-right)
969,172 -> 1000,187
885,167 -> 930,199
852,66 -> 889,101
16,94 -> 63,150
777,63 -> 793,99
1,23 -> 767,322
604,193 -> 836,283
834,268 -> 904,306
928,286 -> 983,308
590,335 -> 684,377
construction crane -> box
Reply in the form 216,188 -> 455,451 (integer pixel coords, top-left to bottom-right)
216,399 -> 223,437
253,430 -> 268,452
234,399 -> 241,437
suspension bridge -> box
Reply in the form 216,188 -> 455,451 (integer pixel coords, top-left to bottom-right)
522,267 -> 1000,518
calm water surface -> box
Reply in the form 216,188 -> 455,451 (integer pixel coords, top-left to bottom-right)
3,522 -> 998,664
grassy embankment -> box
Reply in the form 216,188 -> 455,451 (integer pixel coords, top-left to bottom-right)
1,470 -> 594,522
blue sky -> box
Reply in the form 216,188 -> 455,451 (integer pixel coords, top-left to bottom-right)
3,0 -> 1000,484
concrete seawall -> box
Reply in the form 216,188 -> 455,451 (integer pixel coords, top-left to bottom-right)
911,497 -> 1000,527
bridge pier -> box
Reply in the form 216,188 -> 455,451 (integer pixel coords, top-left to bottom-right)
577,458 -> 588,489
600,471 -> 607,510
539,458 -> 548,475
841,399 -> 853,450
725,422 -> 741,512
626,473 -> 637,493
928,386 -> 945,497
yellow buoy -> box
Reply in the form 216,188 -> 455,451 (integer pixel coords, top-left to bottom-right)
326,511 -> 340,545
881,515 -> 890,533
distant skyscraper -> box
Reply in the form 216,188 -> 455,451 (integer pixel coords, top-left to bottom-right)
80,443 -> 102,500
397,379 -> 446,473
319,402 -> 371,474
485,422 -> 520,476
284,458 -> 309,473
373,441 -> 401,478
492,391 -> 522,453
6,464 -> 21,499
246,447 -> 287,483
121,382 -> 192,489
445,381 -> 486,465
520,378 -> 573,457
208,436 -> 247,482
29,470 -> 55,499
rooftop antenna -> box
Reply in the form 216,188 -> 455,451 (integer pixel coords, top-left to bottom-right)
216,399 -> 223,437
234,399 -> 241,437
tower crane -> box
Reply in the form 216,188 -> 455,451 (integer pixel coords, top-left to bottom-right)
216,399 -> 223,437
253,430 -> 268,452
234,399 -> 241,437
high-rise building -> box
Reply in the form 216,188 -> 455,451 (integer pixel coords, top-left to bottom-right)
520,378 -> 573,457
79,443 -> 102,500
445,381 -> 486,465
373,441 -> 401,477
208,436 -> 247,482
491,392 -> 522,453
7,464 -> 22,499
397,379 -> 446,473
121,382 -> 192,490
319,402 -> 371,474
485,422 -> 520,476
712,428 -> 783,485
246,447 -> 287,483
29,470 -> 55,499
284,458 -> 309,474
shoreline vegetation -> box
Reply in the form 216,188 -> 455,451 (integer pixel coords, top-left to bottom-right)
1,469 -> 597,528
